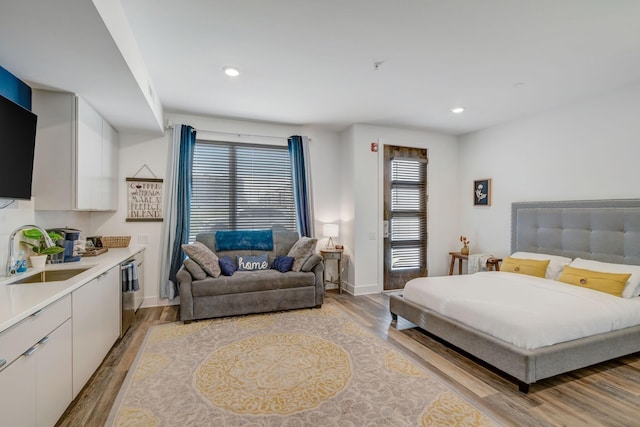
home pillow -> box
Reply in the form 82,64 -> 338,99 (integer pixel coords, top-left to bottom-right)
183,258 -> 207,280
510,252 -> 572,280
568,258 -> 640,298
500,256 -> 549,278
219,256 -> 236,276
272,255 -> 295,273
181,241 -> 221,277
287,237 -> 318,272
557,265 -> 631,297
237,254 -> 270,271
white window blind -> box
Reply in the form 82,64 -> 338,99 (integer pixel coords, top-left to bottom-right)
190,141 -> 297,241
390,158 -> 426,270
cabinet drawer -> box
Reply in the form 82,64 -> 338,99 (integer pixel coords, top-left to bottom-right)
322,252 -> 342,260
0,294 -> 71,369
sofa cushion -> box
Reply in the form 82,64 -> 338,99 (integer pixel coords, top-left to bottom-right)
272,255 -> 294,273
182,241 -> 221,278
237,254 -> 270,271
287,237 -> 318,272
301,253 -> 322,272
191,270 -> 316,297
219,256 -> 237,276
184,258 -> 207,280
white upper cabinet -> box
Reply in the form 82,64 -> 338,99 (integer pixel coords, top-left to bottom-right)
102,120 -> 119,210
32,90 -> 119,211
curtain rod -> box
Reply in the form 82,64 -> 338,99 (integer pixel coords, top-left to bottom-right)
167,124 -> 296,141
195,128 -> 289,141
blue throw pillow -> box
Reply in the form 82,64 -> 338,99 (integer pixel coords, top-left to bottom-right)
237,254 -> 270,271
272,255 -> 294,273
218,256 -> 237,276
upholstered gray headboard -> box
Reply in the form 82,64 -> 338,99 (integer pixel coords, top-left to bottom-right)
511,199 -> 640,266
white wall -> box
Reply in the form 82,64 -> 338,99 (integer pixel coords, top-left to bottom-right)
458,84 -> 640,258
89,130 -> 167,307
341,124 -> 458,295
339,127 -> 356,287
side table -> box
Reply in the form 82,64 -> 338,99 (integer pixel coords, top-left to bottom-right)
320,249 -> 343,293
448,252 -> 502,275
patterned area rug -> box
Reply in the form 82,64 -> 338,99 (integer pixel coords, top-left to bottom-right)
108,303 -> 500,426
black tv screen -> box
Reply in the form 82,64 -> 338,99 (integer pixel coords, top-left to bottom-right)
0,94 -> 37,200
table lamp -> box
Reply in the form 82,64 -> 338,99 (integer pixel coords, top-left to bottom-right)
323,224 -> 339,250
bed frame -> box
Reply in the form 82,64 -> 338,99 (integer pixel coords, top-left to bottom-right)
389,199 -> 640,392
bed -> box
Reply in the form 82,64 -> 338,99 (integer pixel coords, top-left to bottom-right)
389,199 -> 640,392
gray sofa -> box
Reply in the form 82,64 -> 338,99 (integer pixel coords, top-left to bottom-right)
177,230 -> 324,322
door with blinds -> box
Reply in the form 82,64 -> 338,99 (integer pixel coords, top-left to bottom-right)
383,145 -> 428,290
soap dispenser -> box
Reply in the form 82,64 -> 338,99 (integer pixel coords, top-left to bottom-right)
16,251 -> 27,273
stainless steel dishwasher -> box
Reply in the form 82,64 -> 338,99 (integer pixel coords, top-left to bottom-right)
121,252 -> 144,337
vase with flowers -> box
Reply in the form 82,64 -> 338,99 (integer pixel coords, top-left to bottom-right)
460,235 -> 470,255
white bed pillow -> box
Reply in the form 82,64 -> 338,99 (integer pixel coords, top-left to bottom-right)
510,252 -> 572,280
568,258 -> 640,298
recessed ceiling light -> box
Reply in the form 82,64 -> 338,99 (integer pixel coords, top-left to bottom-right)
223,66 -> 240,77
451,107 -> 465,114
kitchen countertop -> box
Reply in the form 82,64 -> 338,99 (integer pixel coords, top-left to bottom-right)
0,246 -> 145,333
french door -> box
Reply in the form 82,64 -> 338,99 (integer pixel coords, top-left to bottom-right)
383,145 -> 428,290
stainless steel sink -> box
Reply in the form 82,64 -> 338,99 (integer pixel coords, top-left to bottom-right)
11,268 -> 91,284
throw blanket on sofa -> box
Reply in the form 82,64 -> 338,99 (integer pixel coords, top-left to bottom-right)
215,229 -> 274,251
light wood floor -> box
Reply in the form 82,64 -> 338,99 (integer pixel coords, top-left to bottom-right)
56,292 -> 640,427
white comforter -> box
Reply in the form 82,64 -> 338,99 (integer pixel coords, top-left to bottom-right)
402,271 -> 640,350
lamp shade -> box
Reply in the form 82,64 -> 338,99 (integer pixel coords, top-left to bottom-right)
323,224 -> 339,238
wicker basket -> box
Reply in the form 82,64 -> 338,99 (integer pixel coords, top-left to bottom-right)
101,236 -> 131,248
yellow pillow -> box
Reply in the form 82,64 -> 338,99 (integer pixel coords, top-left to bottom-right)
501,257 -> 549,278
558,266 -> 631,297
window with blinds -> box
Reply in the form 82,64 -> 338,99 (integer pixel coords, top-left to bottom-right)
190,141 -> 297,242
389,158 -> 426,270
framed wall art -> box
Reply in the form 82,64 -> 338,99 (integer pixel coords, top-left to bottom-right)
126,164 -> 164,221
473,179 -> 491,206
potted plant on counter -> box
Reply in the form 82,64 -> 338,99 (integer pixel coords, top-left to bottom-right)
21,228 -> 65,268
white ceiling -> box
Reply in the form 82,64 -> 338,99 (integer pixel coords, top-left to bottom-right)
2,0 -> 640,136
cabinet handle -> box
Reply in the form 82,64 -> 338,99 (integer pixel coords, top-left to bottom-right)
31,309 -> 43,317
0,359 -> 6,369
23,345 -> 39,356
38,336 -> 50,345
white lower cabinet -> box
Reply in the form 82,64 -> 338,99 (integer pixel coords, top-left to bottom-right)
37,319 -> 72,427
0,348 -> 37,426
0,296 -> 72,427
0,261 -> 124,425
72,265 -> 120,397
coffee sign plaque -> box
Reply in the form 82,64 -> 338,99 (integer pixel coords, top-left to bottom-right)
126,177 -> 164,222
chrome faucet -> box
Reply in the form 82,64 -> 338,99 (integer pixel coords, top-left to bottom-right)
6,225 -> 55,276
